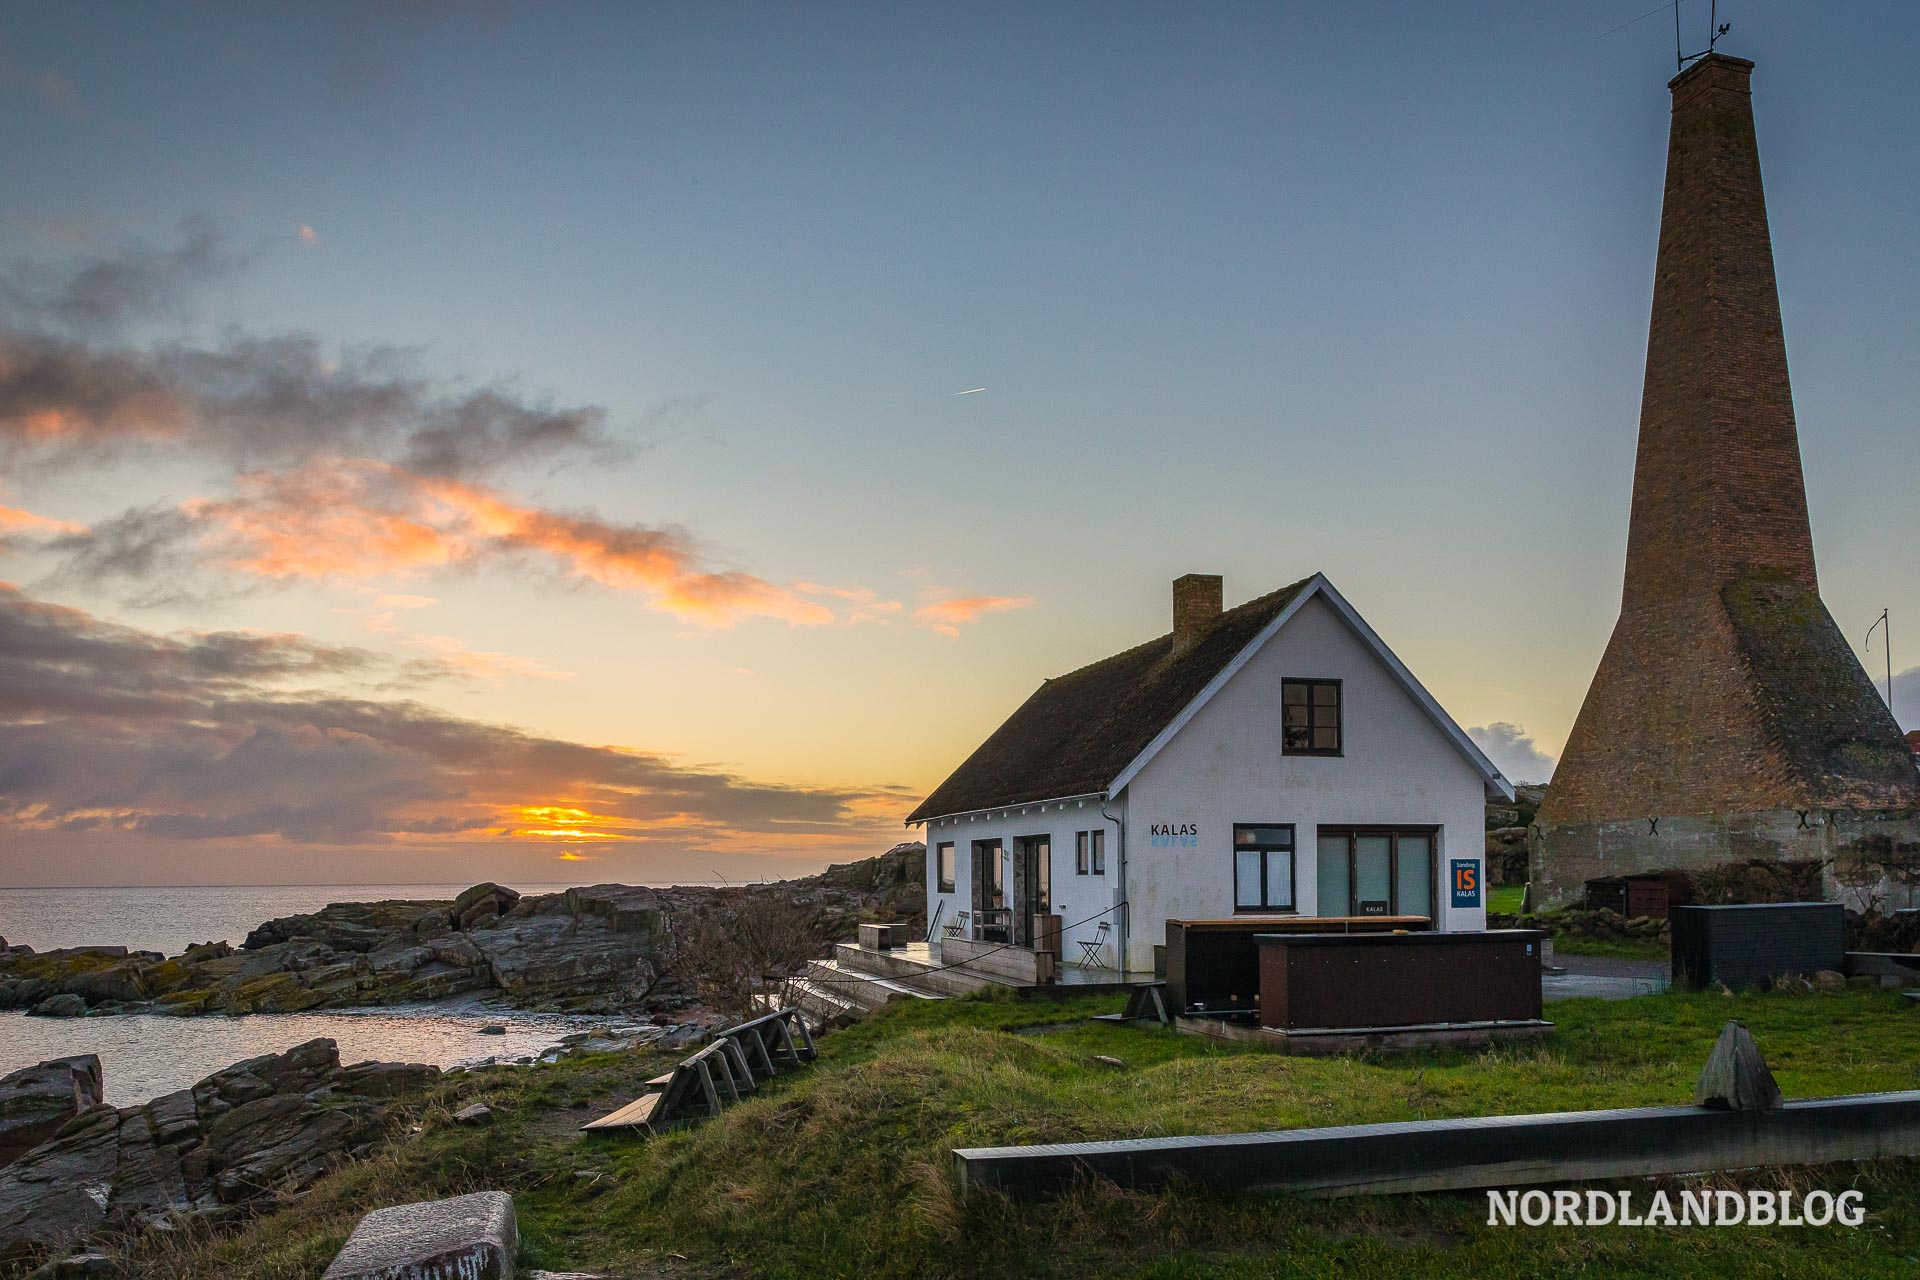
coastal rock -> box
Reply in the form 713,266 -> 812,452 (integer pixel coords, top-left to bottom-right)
452,882 -> 521,931
0,1057 -> 102,1167
0,842 -> 927,1019
27,994 -> 88,1019
0,1038 -> 438,1270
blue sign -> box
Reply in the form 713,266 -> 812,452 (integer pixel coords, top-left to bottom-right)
1450,858 -> 1481,909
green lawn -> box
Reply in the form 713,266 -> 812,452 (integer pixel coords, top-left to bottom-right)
1487,884 -> 1526,914
129,988 -> 1920,1280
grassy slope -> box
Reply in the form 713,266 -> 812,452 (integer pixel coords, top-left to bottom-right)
133,989 -> 1920,1280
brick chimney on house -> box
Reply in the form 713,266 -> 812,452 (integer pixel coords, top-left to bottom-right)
1534,55 -> 1920,902
1172,574 -> 1223,654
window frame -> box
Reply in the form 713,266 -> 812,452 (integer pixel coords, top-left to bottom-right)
1090,828 -> 1106,875
1231,822 -> 1298,913
1313,826 -> 1437,922
1075,830 -> 1089,875
1282,677 -> 1344,757
935,841 -> 955,894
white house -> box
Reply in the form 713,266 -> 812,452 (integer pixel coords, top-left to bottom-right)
908,573 -> 1513,975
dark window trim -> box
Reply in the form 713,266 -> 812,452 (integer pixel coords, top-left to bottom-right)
1283,677 -> 1344,757
935,841 -> 955,894
1314,825 -> 1438,922
1232,821 -> 1298,913
1075,828 -> 1108,876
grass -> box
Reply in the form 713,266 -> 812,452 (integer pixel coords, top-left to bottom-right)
1553,934 -> 1671,962
122,987 -> 1920,1280
1487,884 -> 1526,914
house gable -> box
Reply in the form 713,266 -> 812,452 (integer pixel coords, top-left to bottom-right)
1109,577 -> 1511,801
907,574 -> 1510,826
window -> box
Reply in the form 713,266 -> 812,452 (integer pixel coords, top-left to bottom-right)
1315,828 -> 1434,920
1233,823 -> 1295,911
1076,829 -> 1107,876
1283,679 -> 1342,755
935,842 -> 955,893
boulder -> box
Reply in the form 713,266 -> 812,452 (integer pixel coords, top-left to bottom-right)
0,1039 -> 438,1270
1695,1020 -> 1784,1111
453,883 -> 522,932
453,1104 -> 493,1126
27,994 -> 87,1018
0,1057 -> 102,1167
321,1190 -> 516,1280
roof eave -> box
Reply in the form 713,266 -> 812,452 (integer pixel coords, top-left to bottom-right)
906,790 -> 1111,828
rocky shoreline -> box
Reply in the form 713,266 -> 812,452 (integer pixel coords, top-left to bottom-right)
0,1038 -> 437,1270
0,844 -> 925,1020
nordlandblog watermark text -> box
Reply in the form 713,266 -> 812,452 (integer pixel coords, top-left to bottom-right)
1487,1188 -> 1865,1228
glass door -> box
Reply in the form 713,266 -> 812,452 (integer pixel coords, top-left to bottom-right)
1313,829 -> 1436,922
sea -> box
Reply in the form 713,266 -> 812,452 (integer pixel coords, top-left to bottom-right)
0,882 -> 634,1105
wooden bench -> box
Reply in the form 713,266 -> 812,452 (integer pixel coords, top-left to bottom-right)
581,1008 -> 816,1134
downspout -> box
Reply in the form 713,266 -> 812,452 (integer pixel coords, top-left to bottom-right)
1100,792 -> 1127,974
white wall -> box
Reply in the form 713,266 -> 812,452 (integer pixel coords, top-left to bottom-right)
922,799 -> 1125,966
1119,594 -> 1489,971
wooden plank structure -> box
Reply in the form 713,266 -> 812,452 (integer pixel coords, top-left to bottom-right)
954,1090 -> 1920,1198
581,1007 -> 816,1134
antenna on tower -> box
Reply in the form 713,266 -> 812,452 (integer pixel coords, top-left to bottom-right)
1677,0 -> 1732,71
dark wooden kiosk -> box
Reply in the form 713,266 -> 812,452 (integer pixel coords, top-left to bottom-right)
1258,929 -> 1547,1030
1164,916 -> 1428,1018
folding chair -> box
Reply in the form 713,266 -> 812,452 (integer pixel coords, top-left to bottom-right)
1076,920 -> 1112,969
944,910 -> 969,939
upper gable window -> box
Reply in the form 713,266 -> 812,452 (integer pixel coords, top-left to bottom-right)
1283,679 -> 1342,756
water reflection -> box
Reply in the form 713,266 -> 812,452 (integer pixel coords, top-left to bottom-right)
0,1004 -> 629,1105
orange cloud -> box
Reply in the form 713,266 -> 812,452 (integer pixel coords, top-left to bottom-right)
409,633 -> 573,683
912,593 -> 1034,637
0,501 -> 85,537
181,457 -> 834,629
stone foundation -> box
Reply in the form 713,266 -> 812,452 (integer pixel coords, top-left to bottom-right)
1531,808 -> 1920,910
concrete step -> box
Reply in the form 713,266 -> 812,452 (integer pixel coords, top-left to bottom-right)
803,958 -> 947,1012
785,976 -> 860,1027
831,941 -> 1006,997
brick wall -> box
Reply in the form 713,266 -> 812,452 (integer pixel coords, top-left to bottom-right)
1541,55 -> 1919,856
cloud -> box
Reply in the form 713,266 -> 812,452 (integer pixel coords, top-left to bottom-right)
912,593 -> 1033,637
1886,665 -> 1920,733
0,225 -> 617,479
405,633 -> 574,684
296,225 -> 319,244
0,217 -> 240,335
0,501 -> 85,539
1466,722 -> 1557,784
0,582 -> 905,848
54,457 -> 838,629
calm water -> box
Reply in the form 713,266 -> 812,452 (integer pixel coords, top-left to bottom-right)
0,883 -> 589,956
0,883 -> 655,1104
0,1005 -> 624,1105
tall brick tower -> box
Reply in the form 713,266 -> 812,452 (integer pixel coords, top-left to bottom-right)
1534,55 -> 1920,904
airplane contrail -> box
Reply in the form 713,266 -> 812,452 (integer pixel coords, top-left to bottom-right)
953,387 -> 987,396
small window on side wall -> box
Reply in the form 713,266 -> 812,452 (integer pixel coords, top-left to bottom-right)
1075,830 -> 1106,875
1283,679 -> 1342,756
936,842 -> 955,893
1090,829 -> 1105,875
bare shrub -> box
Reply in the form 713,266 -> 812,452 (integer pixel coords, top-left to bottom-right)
667,891 -> 822,1020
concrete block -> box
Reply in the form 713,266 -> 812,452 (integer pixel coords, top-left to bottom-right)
323,1190 -> 516,1280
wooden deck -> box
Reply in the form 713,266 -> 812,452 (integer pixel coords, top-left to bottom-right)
840,938 -> 1154,994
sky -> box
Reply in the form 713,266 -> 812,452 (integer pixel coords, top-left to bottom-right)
1,1 -> 1915,887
